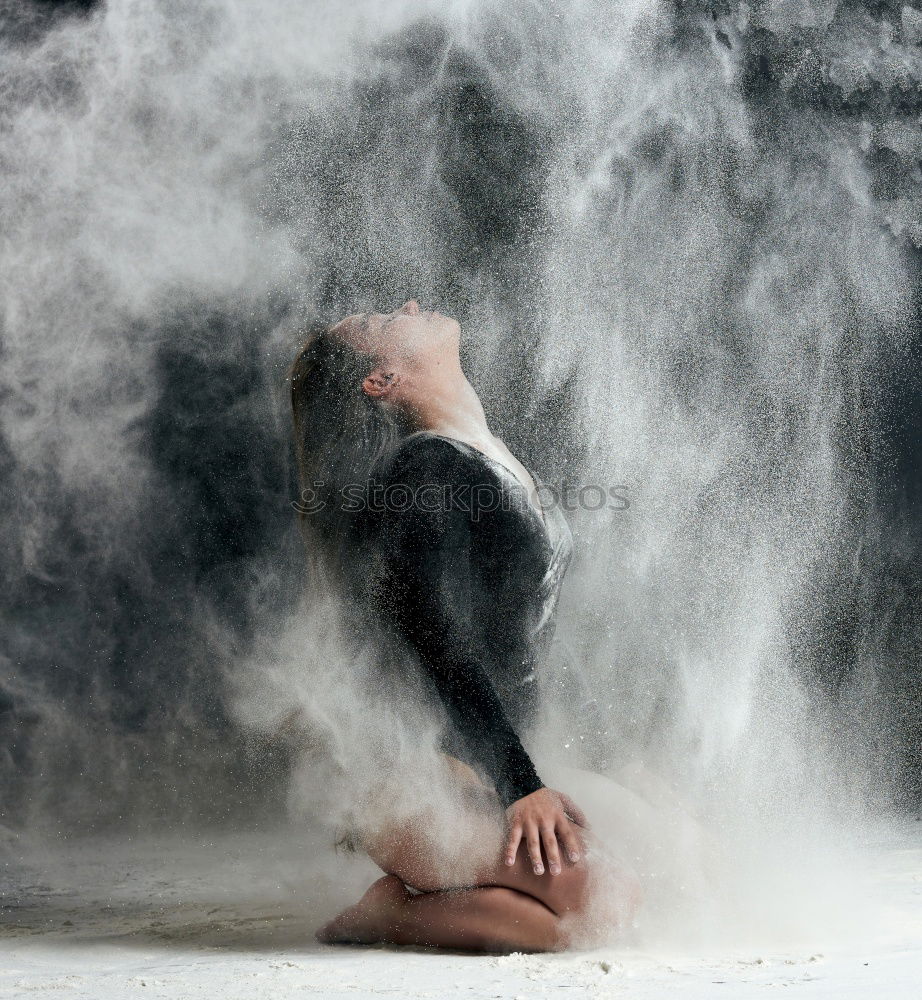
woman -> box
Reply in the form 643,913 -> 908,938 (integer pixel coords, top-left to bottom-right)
288,299 -> 644,952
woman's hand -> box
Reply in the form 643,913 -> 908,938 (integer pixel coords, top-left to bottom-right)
503,787 -> 590,875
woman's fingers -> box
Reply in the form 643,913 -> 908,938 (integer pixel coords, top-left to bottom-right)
504,821 -> 523,867
560,792 -> 590,829
504,790 -> 590,876
559,818 -> 583,864
541,823 -> 562,875
526,822 -> 544,875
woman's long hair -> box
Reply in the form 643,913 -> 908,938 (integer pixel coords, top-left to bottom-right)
287,324 -> 406,603
286,329 -> 415,852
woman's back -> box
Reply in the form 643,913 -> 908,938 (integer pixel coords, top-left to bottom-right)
361,431 -> 573,806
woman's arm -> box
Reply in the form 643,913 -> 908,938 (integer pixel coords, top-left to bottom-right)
375,437 -> 545,809
376,438 -> 589,874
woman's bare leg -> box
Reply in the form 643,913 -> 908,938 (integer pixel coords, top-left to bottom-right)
538,759 -> 720,914
362,805 -> 595,915
317,756 -> 641,952
317,803 -> 639,952
316,874 -> 561,953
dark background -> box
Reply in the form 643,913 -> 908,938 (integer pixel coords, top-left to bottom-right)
1,0 -> 919,830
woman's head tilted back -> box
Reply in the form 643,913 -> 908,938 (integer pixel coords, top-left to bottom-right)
288,323 -> 399,592
287,299 -> 461,591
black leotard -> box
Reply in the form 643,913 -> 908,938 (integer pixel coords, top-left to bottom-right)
367,431 -> 573,809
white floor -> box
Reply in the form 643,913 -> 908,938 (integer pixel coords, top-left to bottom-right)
1,820 -> 919,999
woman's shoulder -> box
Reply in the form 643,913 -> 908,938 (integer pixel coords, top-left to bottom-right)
378,431 -> 484,485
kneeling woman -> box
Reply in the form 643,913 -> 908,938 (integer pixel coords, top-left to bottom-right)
288,300 -> 642,952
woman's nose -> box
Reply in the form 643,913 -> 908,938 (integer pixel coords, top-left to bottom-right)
402,299 -> 420,315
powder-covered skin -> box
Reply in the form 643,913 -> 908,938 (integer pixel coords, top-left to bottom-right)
366,432 -> 573,809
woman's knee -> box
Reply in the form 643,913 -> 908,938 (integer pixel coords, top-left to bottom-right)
580,858 -> 643,939
548,853 -> 642,929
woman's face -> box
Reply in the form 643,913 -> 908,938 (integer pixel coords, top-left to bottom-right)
332,299 -> 461,365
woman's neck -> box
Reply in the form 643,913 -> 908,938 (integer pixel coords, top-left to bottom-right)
402,369 -> 493,445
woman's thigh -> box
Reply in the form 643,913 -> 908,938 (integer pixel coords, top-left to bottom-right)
536,758 -> 715,907
358,754 -> 508,889
535,759 -> 664,853
357,755 -> 614,921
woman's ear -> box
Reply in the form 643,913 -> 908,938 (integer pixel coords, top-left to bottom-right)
362,369 -> 400,398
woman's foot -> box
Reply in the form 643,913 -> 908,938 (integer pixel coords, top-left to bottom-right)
315,874 -> 410,945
